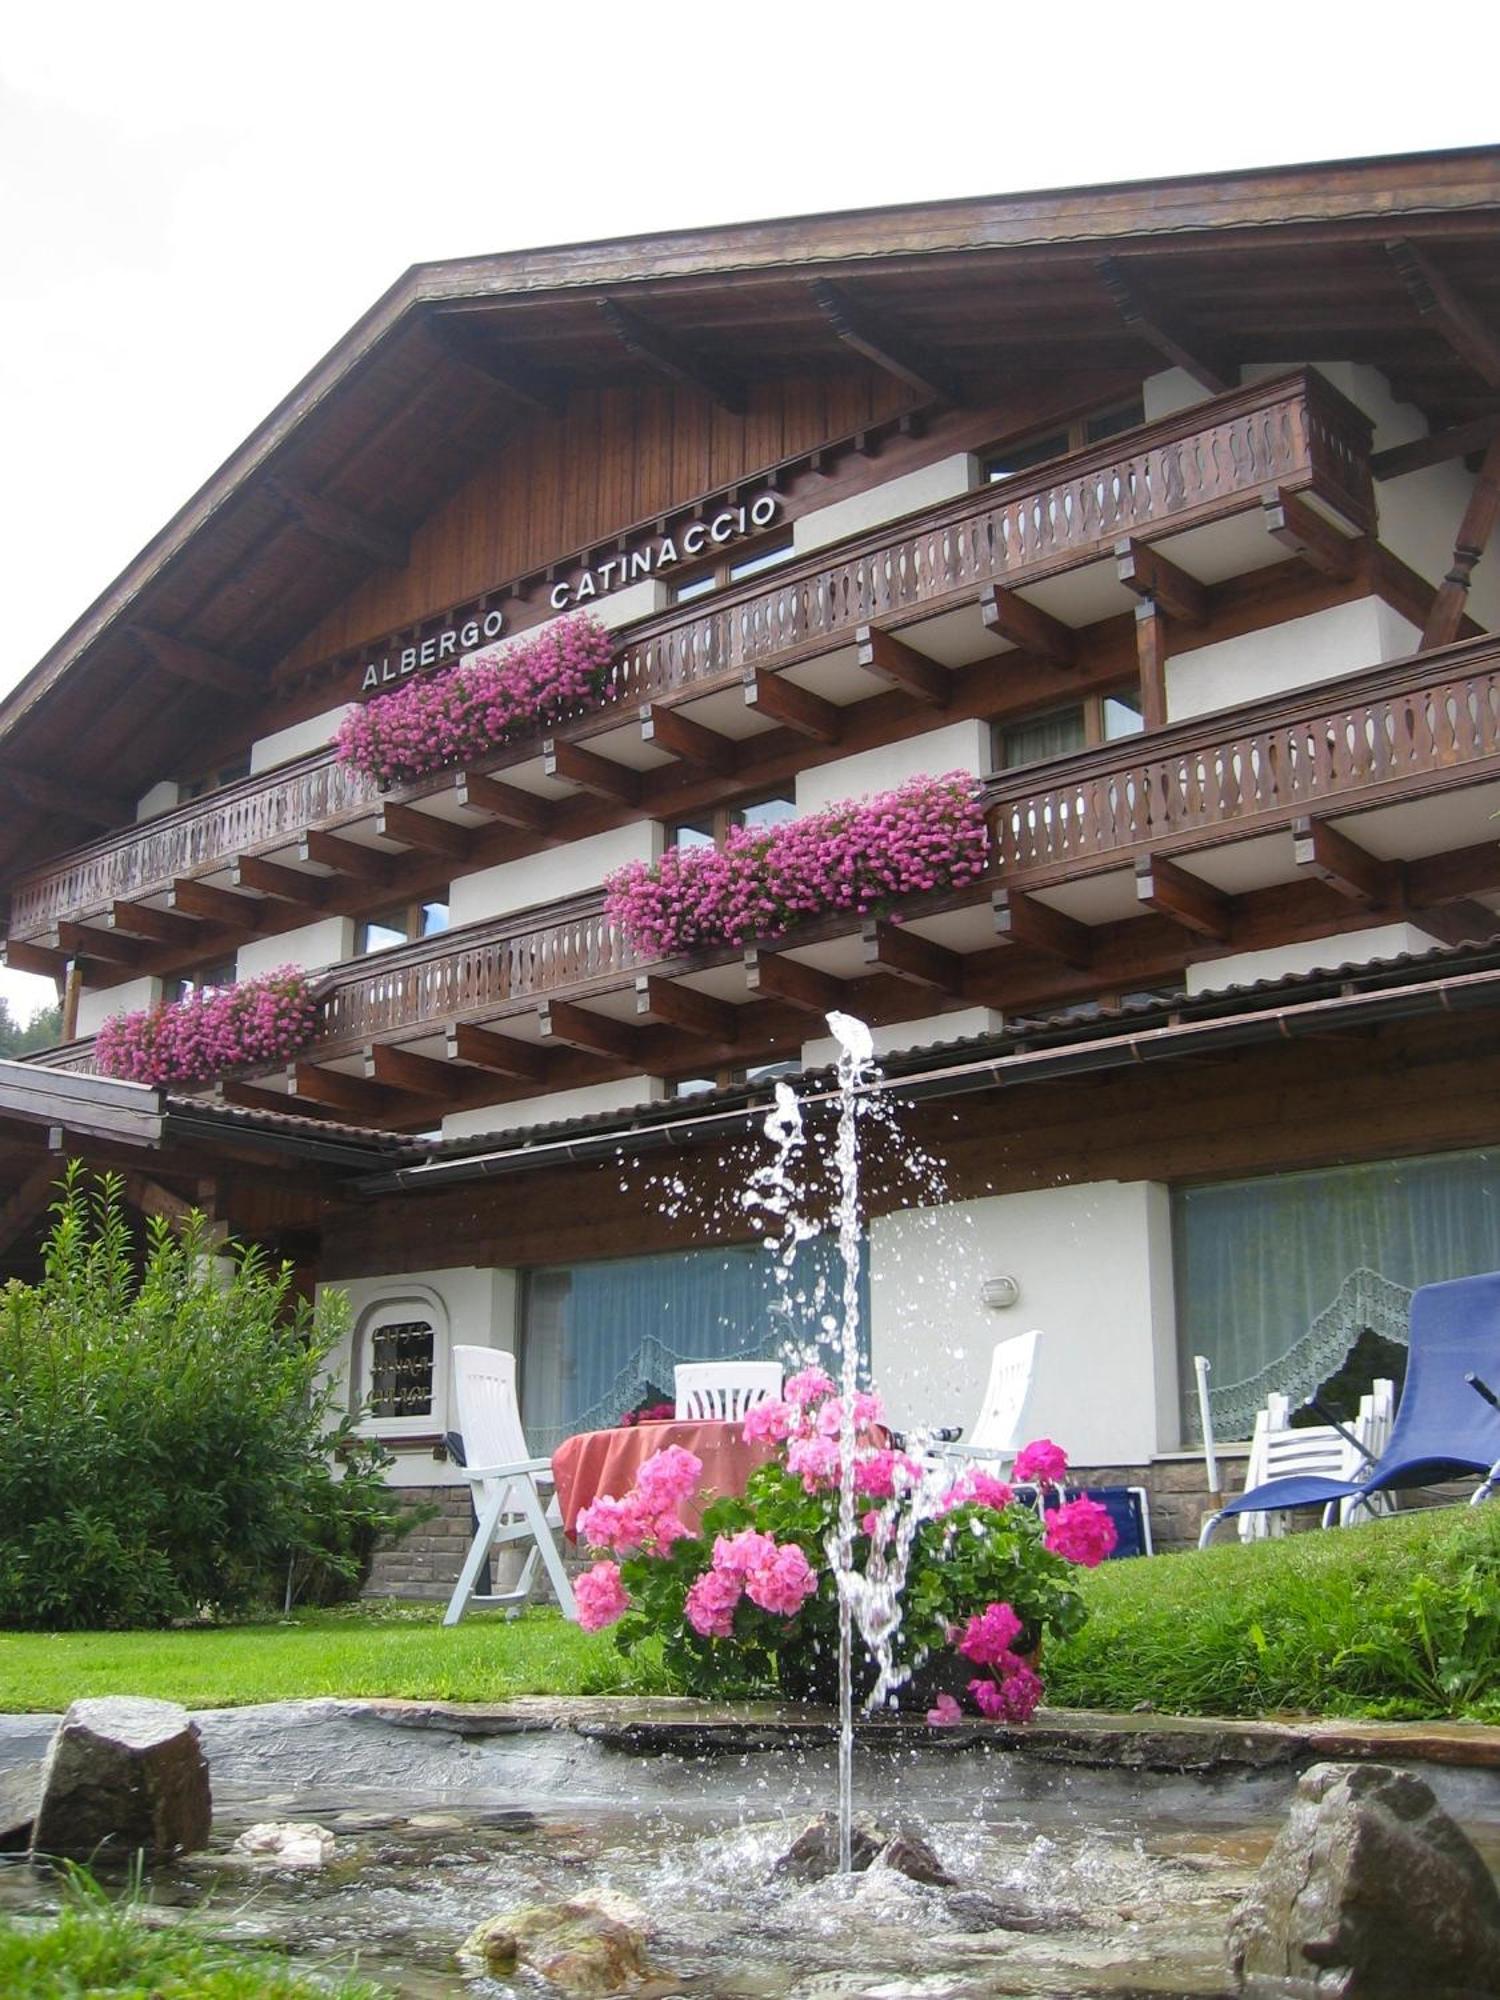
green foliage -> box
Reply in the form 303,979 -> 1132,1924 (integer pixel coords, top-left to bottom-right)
0,996 -> 62,1058
1046,1504 -> 1500,1723
0,1866 -> 381,1997
0,1165 -> 419,1630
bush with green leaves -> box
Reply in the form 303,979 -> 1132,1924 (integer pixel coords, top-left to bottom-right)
0,1167 -> 418,1630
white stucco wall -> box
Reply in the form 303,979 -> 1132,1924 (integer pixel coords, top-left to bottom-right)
792,453 -> 979,558
449,823 -> 658,929
321,1264 -> 518,1487
1186,923 -> 1442,998
250,704 -> 352,774
77,976 -> 161,1039
1166,597 -> 1420,723
801,1007 -> 1002,1069
237,916 -> 353,981
135,781 -> 180,822
441,1074 -> 664,1143
1141,367 -> 1213,423
794,721 -> 990,813
870,1180 -> 1178,1465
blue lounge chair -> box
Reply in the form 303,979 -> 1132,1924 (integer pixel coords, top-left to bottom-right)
1199,1270 -> 1500,1548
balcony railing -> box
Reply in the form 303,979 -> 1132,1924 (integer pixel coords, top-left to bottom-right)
7,371 -> 1373,947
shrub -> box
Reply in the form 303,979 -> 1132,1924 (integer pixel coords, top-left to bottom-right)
0,1167 -> 419,1630
334,614 -> 615,785
605,772 -> 991,956
93,968 -> 317,1087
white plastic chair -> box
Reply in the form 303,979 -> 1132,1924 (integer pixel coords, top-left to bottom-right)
933,1329 -> 1043,1472
1233,1378 -> 1396,1543
673,1360 -> 784,1421
443,1345 -> 577,1627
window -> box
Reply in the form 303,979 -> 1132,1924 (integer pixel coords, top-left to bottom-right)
368,1319 -> 435,1419
356,897 -> 450,956
352,1291 -> 450,1439
666,789 -> 797,852
179,756 -> 251,803
984,396 -> 1145,486
165,958 -> 237,1004
995,689 -> 1143,771
670,537 -> 795,605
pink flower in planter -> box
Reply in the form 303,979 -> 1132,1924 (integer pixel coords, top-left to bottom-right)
968,1665 -> 1043,1722
577,1493 -> 651,1555
634,1445 -> 703,1513
574,1561 -> 630,1632
783,1366 -> 837,1407
712,1528 -> 779,1578
744,1542 -> 817,1617
742,1398 -> 793,1444
1043,1495 -> 1118,1568
786,1433 -> 840,1492
927,1692 -> 964,1727
685,1567 -> 743,1638
94,968 -> 317,1088
1012,1438 -> 1069,1488
955,1600 -> 1024,1667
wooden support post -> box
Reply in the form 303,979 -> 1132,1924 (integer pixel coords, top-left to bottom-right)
288,1063 -> 397,1118
446,1022 -> 551,1081
862,919 -> 966,993
542,737 -> 642,806
265,477 -> 410,569
232,855 -> 329,909
1385,241 -> 1500,388
57,920 -> 142,967
742,669 -> 843,742
1114,539 -> 1209,624
1135,853 -> 1232,939
132,627 -> 263,700
1096,257 -> 1233,394
538,998 -> 639,1064
1292,815 -> 1403,906
634,975 -> 739,1043
106,900 -> 200,946
299,829 -> 396,885
455,771 -> 560,838
854,625 -> 950,706
1134,602 -> 1169,732
979,584 -> 1076,663
597,297 -> 747,413
170,876 -> 266,927
1261,489 -> 1361,580
1421,435 -> 1500,650
640,703 -> 739,774
364,1043 -> 455,1098
744,948 -> 847,1014
992,889 -> 1093,968
810,279 -> 963,406
376,802 -> 474,859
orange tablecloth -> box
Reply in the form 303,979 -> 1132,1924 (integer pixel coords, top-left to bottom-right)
552,1420 -> 778,1541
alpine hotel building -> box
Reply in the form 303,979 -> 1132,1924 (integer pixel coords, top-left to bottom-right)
4,149 -> 1500,1573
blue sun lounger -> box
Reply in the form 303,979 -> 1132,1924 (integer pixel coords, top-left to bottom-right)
1199,1270 -> 1500,1548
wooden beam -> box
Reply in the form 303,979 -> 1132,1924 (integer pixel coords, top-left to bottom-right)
376,802 -> 473,860
992,888 -> 1093,968
170,876 -> 265,928
1095,257 -> 1233,395
1386,240 -> 1500,388
264,476 -> 409,569
217,1079 -> 337,1121
1292,815 -> 1402,906
1134,602 -> 1168,732
131,626 -> 262,700
640,703 -> 738,774
425,311 -> 568,415
744,948 -> 847,1015
597,298 -> 747,413
6,770 -> 131,829
979,584 -> 1076,664
634,975 -> 739,1043
3,938 -> 67,979
287,1062 -> 395,1118
298,828 -> 395,885
743,669 -> 843,742
1114,538 -> 1209,624
1261,490 -> 1360,580
810,279 -> 962,406
364,1043 -> 455,1098
0,1160 -> 62,1257
232,855 -> 329,909
57,920 -> 142,967
123,1173 -> 195,1224
538,998 -> 640,1065
543,737 -> 642,806
1135,854 -> 1232,940
862,919 -> 966,993
106,900 -> 200,946
455,770 -> 561,836
854,625 -> 950,707
447,1021 -> 551,1081
1421,435 -> 1500,649
1372,411 -> 1500,482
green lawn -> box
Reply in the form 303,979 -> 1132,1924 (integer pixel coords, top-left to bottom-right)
2,1506 -> 1496,1723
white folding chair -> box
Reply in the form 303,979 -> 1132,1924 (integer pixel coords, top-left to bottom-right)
443,1345 -> 577,1627
1233,1379 -> 1396,1542
673,1360 -> 784,1421
932,1330 -> 1042,1473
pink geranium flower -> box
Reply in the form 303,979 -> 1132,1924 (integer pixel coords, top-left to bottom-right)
685,1568 -> 743,1638
955,1600 -> 1024,1667
786,1434 -> 840,1492
634,1445 -> 703,1513
970,1664 -> 1043,1723
744,1542 -> 817,1616
95,967 -> 317,1088
1012,1438 -> 1069,1488
783,1366 -> 837,1407
742,1398 -> 793,1444
926,1693 -> 963,1727
1043,1496 -> 1118,1568
574,1561 -> 630,1632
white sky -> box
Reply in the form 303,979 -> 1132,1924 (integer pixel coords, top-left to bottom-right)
1,2 -> 1496,1021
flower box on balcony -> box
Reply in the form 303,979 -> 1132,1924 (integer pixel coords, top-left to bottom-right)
605,772 -> 990,956
334,616 -> 615,787
94,968 -> 318,1088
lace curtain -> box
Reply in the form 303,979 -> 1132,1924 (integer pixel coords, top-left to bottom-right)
1174,1146 -> 1500,1441
521,1238 -> 870,1450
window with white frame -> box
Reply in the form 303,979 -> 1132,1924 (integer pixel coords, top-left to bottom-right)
352,1294 -> 449,1438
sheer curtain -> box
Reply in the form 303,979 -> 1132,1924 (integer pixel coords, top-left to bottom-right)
1174,1147 -> 1500,1440
520,1237 -> 869,1449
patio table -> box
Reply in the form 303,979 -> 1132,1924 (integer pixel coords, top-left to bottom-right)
551,1419 -> 778,1540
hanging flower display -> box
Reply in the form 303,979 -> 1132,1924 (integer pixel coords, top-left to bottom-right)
93,967 -> 318,1087
604,772 -> 990,957
332,616 -> 616,787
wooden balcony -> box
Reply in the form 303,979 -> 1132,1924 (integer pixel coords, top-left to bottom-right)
6,370 -> 1374,981
32,633 -> 1500,1128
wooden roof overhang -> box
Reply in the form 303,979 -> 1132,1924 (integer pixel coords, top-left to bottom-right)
2,146 -> 1499,887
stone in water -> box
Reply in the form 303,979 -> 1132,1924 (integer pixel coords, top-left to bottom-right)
30,1696 -> 211,1859
231,1820 -> 336,1867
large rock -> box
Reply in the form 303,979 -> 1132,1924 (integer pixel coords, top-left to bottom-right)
29,1697 -> 212,1860
1228,1761 -> 1500,1999
459,1892 -> 652,1995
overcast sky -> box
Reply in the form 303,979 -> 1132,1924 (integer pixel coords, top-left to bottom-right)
1,4 -> 1495,1020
